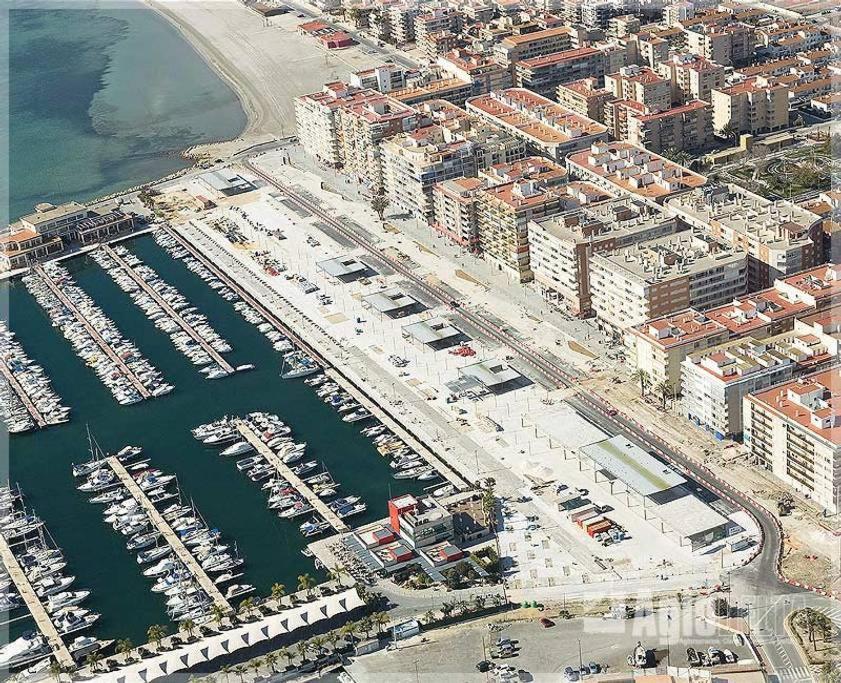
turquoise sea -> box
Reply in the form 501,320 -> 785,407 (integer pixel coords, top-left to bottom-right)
8,1 -> 246,221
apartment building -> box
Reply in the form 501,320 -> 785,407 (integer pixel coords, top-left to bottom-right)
493,26 -> 574,65
437,50 -> 514,93
589,230 -> 747,334
466,89 -> 608,164
625,30 -> 671,69
567,141 -> 707,204
337,94 -> 426,189
294,82 -> 372,167
415,6 -> 462,46
682,331 -> 836,439
710,77 -> 790,136
685,21 -> 756,67
514,47 -> 606,99
744,365 -> 840,513
557,78 -> 616,124
385,2 -> 424,45
657,53 -> 726,104
625,99 -> 713,154
664,2 -> 695,27
391,76 -> 474,107
627,263 -> 841,392
666,184 -> 823,289
608,14 -> 640,38
432,176 -> 487,251
476,162 -> 571,282
349,63 -> 408,93
529,198 -> 681,317
381,125 -> 478,219
605,66 -> 673,114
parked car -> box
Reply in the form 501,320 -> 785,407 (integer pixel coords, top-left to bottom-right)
476,660 -> 492,672
588,662 -> 601,674
563,666 -> 579,681
539,617 -> 555,628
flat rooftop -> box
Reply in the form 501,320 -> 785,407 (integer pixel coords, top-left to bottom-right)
579,436 -> 686,498
655,493 -> 732,538
317,255 -> 374,280
363,288 -> 419,314
402,317 -> 464,346
459,359 -> 522,389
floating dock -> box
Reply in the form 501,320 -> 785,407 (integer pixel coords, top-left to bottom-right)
105,457 -> 233,613
33,265 -> 152,400
0,534 -> 74,668
0,362 -> 46,429
100,245 -> 235,375
235,422 -> 350,533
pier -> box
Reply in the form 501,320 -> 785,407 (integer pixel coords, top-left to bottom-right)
0,534 -> 74,668
105,457 -> 233,613
162,226 -> 326,365
234,422 -> 350,533
100,245 -> 235,375
33,265 -> 152,400
0,362 -> 46,429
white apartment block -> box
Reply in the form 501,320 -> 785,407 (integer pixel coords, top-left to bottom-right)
744,367 -> 841,513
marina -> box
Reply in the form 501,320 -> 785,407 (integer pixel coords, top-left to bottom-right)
0,323 -> 69,432
3,233 -> 424,647
92,244 -> 237,377
22,262 -> 170,404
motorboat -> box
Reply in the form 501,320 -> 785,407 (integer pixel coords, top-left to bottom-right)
137,545 -> 172,564
235,455 -> 262,472
54,608 -> 99,635
143,558 -> 179,577
34,574 -> 75,598
0,632 -> 48,668
46,590 -> 90,614
394,465 -> 433,480
224,584 -> 254,600
221,441 -> 253,457
127,531 -> 161,551
69,636 -> 113,661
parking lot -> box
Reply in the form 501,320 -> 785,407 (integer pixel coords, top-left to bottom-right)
345,610 -> 756,682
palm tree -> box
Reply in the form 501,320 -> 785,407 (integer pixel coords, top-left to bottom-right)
233,664 -> 247,683
295,639 -> 309,662
49,661 -> 63,683
819,661 -> 840,683
424,609 -> 436,625
630,368 -> 651,397
339,620 -> 358,643
720,122 -> 739,145
115,638 -> 134,662
371,611 -> 389,634
326,630 -> 341,652
147,624 -> 167,651
237,596 -> 256,621
264,652 -> 279,673
181,618 -> 197,641
212,604 -> 227,630
220,664 -> 232,683
472,594 -> 487,611
358,615 -> 373,639
310,634 -> 327,657
86,651 -> 103,672
654,380 -> 673,410
250,657 -> 263,678
371,192 -> 389,223
279,648 -> 294,670
297,572 -> 316,598
441,601 -> 455,618
270,582 -> 286,604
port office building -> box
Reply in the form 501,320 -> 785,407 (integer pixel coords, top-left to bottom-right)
578,435 -> 738,550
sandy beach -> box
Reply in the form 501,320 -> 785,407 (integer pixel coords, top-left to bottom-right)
144,0 -> 386,157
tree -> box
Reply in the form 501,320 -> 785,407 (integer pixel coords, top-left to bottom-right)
630,369 -> 651,397
250,657 -> 263,678
712,598 -> 729,618
654,380 -> 674,410
238,597 -> 256,621
220,665 -> 232,683
472,594 -> 487,611
296,639 -> 309,662
720,123 -> 739,145
358,615 -> 373,639
212,604 -> 227,630
86,651 -> 103,673
329,566 -> 348,587
819,661 -> 841,683
340,620 -> 358,643
270,582 -> 286,604
310,634 -> 327,657
279,648 -> 294,670
49,661 -> 64,683
115,638 -> 134,662
181,618 -> 197,641
371,611 -> 389,634
264,652 -> 278,673
147,624 -> 168,651
297,572 -> 316,598
441,601 -> 455,618
424,609 -> 436,625
371,192 -> 389,224
233,665 -> 247,683
326,630 -> 341,652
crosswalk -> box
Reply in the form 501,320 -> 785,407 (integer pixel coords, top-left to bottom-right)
776,666 -> 814,682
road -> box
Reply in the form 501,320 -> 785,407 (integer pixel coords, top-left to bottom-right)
240,157 -> 841,682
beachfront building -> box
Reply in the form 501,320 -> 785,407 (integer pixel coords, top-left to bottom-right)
744,367 -> 841,514
528,199 -> 681,317
513,47 -> 606,100
390,77 -> 474,108
380,125 -> 477,219
567,141 -> 707,205
431,176 -> 487,251
666,184 -> 823,289
349,63 -> 408,93
710,77 -> 790,136
681,331 -> 837,439
557,78 -> 616,124
337,94 -> 426,189
465,89 -> 608,164
588,229 -> 747,335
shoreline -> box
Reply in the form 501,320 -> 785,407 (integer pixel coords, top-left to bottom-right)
140,0 -> 274,159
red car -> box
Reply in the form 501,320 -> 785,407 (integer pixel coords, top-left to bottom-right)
539,617 -> 555,628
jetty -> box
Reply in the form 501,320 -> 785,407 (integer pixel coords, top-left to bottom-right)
234,421 -> 349,533
162,226 -> 325,364
0,362 -> 46,429
33,265 -> 152,400
0,534 -> 74,668
105,457 -> 232,613
100,245 -> 235,375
